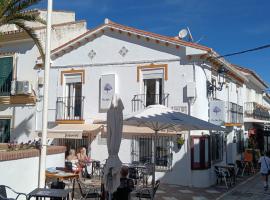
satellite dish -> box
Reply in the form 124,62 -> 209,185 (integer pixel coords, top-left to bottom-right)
178,29 -> 188,39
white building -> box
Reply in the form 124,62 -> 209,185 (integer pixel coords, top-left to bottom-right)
37,18 -> 248,187
0,10 -> 269,187
233,65 -> 270,152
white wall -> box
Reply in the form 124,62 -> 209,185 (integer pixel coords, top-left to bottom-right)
0,152 -> 65,197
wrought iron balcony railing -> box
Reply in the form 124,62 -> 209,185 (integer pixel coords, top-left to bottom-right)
56,96 -> 85,121
244,102 -> 270,121
131,93 -> 169,112
227,102 -> 243,124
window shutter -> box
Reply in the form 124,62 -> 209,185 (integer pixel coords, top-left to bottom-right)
0,57 -> 13,88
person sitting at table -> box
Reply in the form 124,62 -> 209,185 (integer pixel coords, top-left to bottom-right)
77,147 -> 92,178
66,149 -> 81,174
77,147 -> 90,166
113,166 -> 134,200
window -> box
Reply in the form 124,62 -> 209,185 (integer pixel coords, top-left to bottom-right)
191,136 -> 211,170
65,74 -> 82,119
211,133 -> 223,162
0,119 -> 11,143
131,136 -> 172,170
57,72 -> 84,121
0,56 -> 13,96
143,78 -> 163,106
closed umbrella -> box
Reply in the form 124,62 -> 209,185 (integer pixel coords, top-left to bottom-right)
124,105 -> 226,196
103,94 -> 124,198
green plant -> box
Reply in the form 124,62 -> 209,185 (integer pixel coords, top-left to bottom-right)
176,135 -> 185,149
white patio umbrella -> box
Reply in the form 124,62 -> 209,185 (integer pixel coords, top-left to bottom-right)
103,94 -> 124,199
124,105 -> 226,193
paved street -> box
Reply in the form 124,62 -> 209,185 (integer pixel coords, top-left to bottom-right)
139,173 -> 263,200
218,173 -> 270,200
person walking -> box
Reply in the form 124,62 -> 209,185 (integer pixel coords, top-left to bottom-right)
258,151 -> 270,191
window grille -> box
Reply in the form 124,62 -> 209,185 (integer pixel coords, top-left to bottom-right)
131,135 -> 173,171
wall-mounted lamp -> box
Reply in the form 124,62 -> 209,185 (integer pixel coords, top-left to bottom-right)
207,66 -> 228,92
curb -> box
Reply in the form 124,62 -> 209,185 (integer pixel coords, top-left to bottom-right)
216,173 -> 260,200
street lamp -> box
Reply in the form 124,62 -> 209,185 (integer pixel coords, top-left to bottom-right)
39,0 -> 53,188
207,66 -> 228,92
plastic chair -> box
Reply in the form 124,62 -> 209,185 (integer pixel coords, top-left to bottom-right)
235,160 -> 244,176
134,180 -> 160,199
0,185 -> 27,200
128,167 -> 141,185
141,163 -> 153,186
214,167 -> 232,189
92,161 -> 101,178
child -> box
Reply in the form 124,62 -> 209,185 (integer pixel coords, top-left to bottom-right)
258,151 -> 270,191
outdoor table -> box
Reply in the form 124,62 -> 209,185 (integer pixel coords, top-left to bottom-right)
27,188 -> 70,200
46,169 -> 79,199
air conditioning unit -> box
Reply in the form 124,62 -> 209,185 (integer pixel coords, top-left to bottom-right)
11,81 -> 32,95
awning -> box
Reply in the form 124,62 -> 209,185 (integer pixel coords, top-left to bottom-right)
37,124 -> 103,139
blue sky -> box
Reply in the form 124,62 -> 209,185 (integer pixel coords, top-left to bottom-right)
37,0 -> 270,85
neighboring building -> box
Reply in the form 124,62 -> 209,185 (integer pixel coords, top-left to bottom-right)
233,65 -> 270,152
0,10 -> 269,188
0,10 -> 87,142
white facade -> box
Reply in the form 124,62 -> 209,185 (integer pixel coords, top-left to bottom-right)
42,22 -> 247,187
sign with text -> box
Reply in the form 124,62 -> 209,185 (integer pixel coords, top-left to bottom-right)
100,74 -> 115,110
209,100 -> 225,126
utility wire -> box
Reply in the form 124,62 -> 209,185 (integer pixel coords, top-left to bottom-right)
216,44 -> 270,58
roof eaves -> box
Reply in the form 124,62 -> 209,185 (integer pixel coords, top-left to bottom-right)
107,21 -> 211,52
232,64 -> 268,88
209,51 -> 247,83
43,21 -> 211,62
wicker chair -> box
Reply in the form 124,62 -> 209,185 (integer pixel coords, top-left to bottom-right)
0,185 -> 27,200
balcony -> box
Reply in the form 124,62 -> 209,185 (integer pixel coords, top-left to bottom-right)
131,93 -> 169,112
56,96 -> 85,123
227,102 -> 243,124
244,102 -> 270,121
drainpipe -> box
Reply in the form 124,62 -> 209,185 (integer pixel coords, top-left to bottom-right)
226,83 -> 230,164
186,62 -> 196,187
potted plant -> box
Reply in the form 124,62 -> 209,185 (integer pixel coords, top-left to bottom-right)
176,134 -> 185,149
